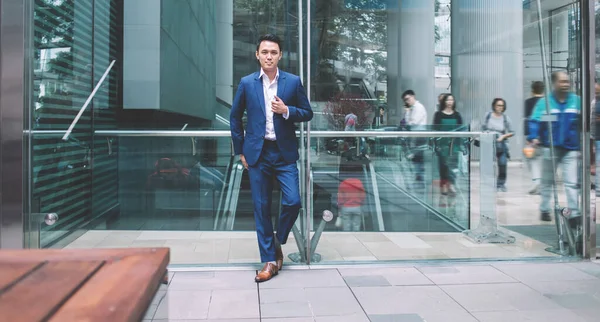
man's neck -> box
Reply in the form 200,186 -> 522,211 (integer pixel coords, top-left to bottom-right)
554,91 -> 568,102
262,68 -> 278,82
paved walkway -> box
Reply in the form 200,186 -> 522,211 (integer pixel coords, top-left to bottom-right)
143,259 -> 600,322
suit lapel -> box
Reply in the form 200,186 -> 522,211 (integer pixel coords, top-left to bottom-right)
277,71 -> 287,100
254,73 -> 266,117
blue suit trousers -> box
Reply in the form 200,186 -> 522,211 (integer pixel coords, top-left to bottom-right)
247,140 -> 302,262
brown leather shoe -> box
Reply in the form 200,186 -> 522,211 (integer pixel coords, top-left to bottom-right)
255,262 -> 278,283
275,245 -> 283,271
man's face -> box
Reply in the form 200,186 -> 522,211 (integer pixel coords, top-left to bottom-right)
379,108 -> 385,116
595,83 -> 600,97
553,72 -> 570,93
256,40 -> 281,73
403,94 -> 416,107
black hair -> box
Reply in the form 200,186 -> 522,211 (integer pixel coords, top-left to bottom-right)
531,81 -> 545,95
491,98 -> 506,112
439,93 -> 455,111
256,34 -> 282,52
551,70 -> 568,83
401,89 -> 415,98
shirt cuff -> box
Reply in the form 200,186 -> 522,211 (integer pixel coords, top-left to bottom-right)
283,108 -> 289,120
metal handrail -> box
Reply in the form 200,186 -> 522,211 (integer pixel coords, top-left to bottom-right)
63,60 -> 116,141
93,130 -> 482,138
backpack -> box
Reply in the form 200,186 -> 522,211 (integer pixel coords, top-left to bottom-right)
483,112 -> 509,134
474,112 -> 509,147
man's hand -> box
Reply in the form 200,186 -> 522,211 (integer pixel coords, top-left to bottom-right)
272,95 -> 288,115
240,154 -> 248,169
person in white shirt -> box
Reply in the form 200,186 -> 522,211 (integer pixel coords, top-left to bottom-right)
402,90 -> 428,181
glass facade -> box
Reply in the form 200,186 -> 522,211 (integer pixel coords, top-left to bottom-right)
5,0 -> 594,265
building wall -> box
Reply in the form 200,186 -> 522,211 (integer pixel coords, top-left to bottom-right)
160,0 -> 216,120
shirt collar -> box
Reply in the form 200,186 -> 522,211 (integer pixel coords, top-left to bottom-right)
259,68 -> 279,82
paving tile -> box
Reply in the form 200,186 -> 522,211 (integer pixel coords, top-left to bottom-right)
228,239 -> 261,261
153,290 -> 211,319
337,267 -> 432,286
473,309 -> 589,322
352,286 -> 465,315
323,241 -> 374,258
169,270 -> 256,290
369,314 -> 423,322
262,318 -> 314,322
343,275 -> 391,287
260,269 -> 346,289
207,289 -> 259,319
151,289 -> 167,306
523,279 -> 600,300
493,263 -> 598,282
155,320 -> 260,322
441,283 -> 563,312
354,232 -> 392,243
142,304 -> 157,320
259,288 -> 312,318
73,230 -> 112,241
342,256 -> 378,261
571,307 -> 600,321
130,240 -> 167,247
137,230 -> 202,240
260,287 -> 307,303
304,287 -> 364,316
105,231 -> 142,240
544,293 -> 600,310
384,233 -> 433,249
568,261 -> 600,278
418,265 -> 516,284
314,312 -> 370,322
416,311 -> 479,322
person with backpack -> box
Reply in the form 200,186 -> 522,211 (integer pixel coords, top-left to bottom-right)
482,98 -> 514,192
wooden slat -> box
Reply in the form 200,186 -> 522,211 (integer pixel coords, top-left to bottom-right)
0,248 -> 166,263
0,262 -> 43,293
49,249 -> 169,322
0,261 -> 103,322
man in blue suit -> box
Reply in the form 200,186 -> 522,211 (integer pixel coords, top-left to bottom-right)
230,34 -> 313,282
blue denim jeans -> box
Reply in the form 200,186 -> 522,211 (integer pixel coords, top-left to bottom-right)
496,150 -> 508,187
540,147 -> 580,217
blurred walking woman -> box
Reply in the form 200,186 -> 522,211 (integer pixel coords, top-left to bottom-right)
433,94 -> 463,195
482,98 -> 514,192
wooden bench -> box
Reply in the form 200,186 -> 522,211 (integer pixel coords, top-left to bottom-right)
0,248 -> 169,322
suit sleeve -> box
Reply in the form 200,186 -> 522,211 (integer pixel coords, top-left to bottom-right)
286,77 -> 313,123
230,81 -> 246,155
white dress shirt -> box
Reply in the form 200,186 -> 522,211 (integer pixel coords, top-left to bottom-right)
406,100 -> 428,130
259,68 -> 289,141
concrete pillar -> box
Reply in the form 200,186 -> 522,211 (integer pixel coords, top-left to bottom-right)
451,0 -> 524,154
387,0 -> 436,124
216,0 -> 233,106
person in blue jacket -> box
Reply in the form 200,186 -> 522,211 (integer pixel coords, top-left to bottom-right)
528,71 -> 580,222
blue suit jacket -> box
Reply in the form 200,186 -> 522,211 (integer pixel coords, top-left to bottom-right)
230,70 -> 313,166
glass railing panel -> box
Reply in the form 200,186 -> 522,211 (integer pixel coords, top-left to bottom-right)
308,129 -> 471,238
